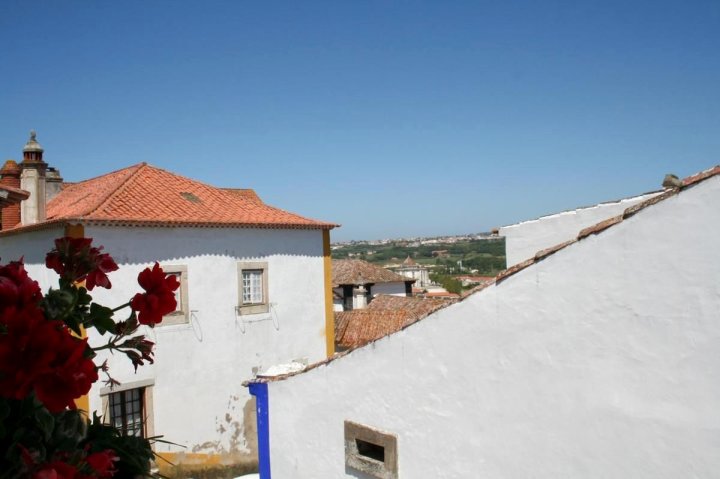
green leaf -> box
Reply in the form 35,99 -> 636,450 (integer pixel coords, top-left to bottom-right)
35,406 -> 55,442
0,399 -> 8,439
41,288 -> 76,321
53,410 -> 88,446
89,303 -> 115,335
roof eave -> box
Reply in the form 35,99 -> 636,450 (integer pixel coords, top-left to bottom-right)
0,217 -> 339,237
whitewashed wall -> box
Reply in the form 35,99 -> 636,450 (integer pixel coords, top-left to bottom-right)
265,177 -> 720,478
499,192 -> 661,267
0,226 -> 64,283
1,225 -> 328,456
393,267 -> 430,288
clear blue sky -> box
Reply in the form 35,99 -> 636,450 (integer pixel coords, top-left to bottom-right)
1,1 -> 718,241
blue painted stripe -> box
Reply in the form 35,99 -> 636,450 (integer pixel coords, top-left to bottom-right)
249,382 -> 271,479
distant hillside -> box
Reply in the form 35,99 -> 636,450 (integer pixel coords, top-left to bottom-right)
331,236 -> 506,276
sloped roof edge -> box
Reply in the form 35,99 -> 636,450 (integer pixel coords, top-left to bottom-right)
246,164 -> 720,385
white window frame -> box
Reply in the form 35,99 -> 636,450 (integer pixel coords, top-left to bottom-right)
161,265 -> 189,326
237,261 -> 269,314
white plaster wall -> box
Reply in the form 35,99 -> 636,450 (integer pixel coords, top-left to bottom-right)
83,226 -> 327,454
394,267 -> 430,288
499,192 -> 661,267
2,225 -> 328,455
0,226 -> 65,287
266,178 -> 720,478
371,282 -> 407,297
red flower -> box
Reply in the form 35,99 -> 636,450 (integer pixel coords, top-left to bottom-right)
84,450 -> 117,478
0,316 -> 97,412
129,263 -> 180,326
0,259 -> 43,310
33,331 -> 98,413
33,461 -> 78,479
45,237 -> 118,290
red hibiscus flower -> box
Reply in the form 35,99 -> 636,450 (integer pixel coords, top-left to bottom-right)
45,237 -> 118,290
84,450 -> 117,478
130,263 -> 180,326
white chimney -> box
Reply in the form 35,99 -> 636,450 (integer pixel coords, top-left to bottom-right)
353,285 -> 368,310
19,130 -> 47,225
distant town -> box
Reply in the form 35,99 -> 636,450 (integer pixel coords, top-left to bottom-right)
331,232 -> 505,295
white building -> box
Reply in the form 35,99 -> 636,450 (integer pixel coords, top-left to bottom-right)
249,166 -> 720,479
0,133 -> 337,471
499,189 -> 662,267
388,255 -> 431,288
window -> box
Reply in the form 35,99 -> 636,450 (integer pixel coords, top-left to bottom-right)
161,265 -> 189,325
100,380 -> 154,439
344,420 -> 398,479
237,261 -> 269,314
109,388 -> 145,437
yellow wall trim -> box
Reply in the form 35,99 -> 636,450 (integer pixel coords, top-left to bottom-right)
322,230 -> 335,357
64,223 -> 90,413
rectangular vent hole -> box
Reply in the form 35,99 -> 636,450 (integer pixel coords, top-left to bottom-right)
356,438 -> 385,463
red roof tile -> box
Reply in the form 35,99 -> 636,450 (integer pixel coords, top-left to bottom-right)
0,184 -> 29,208
332,259 -> 412,286
334,294 -> 452,349
8,163 -> 336,232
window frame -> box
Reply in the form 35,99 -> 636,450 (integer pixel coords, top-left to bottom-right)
100,380 -> 154,439
237,261 -> 269,314
160,264 -> 189,326
344,420 -> 398,479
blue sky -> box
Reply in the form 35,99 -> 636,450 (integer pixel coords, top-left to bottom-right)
1,1 -> 718,241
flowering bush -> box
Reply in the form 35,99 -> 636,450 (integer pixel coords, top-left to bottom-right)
0,237 -> 179,478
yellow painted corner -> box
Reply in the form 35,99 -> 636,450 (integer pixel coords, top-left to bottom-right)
155,451 -> 258,476
63,223 -> 84,238
64,223 -> 90,412
323,230 -> 335,357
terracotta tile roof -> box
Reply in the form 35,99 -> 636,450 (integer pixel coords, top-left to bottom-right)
222,188 -> 263,204
249,164 -> 720,384
0,184 -> 29,207
334,294 -> 452,349
4,163 -> 336,234
402,255 -> 417,265
423,291 -> 460,298
332,259 -> 413,287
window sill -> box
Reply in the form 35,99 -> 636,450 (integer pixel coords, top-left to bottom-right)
237,303 -> 269,315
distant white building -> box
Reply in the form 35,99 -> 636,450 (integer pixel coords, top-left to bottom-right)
389,255 -> 431,288
248,166 -> 720,479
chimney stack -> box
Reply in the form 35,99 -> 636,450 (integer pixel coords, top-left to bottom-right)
20,130 -> 48,225
45,167 -> 64,203
353,284 -> 368,310
0,160 -> 22,229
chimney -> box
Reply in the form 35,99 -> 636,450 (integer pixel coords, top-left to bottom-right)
19,130 -> 48,225
0,160 -> 22,230
353,285 -> 368,310
45,166 -> 64,203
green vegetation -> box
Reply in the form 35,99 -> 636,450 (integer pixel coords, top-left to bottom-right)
429,273 -> 463,294
332,236 -> 507,277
